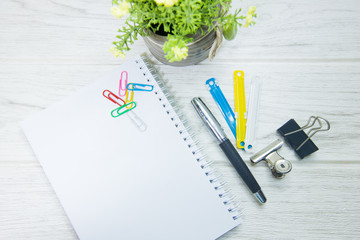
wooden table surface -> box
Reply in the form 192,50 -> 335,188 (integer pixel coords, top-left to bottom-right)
1,0 -> 360,239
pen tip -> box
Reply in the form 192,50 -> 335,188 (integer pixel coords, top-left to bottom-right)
254,190 -> 267,204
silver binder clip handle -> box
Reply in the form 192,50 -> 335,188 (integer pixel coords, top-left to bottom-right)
265,151 -> 292,178
250,139 -> 292,178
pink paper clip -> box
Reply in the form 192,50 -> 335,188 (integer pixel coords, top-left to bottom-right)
118,71 -> 128,97
102,90 -> 125,106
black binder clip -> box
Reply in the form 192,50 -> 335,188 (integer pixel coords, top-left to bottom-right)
277,116 -> 330,159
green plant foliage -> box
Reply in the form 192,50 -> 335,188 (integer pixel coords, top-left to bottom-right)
163,35 -> 192,62
111,0 -> 256,62
222,9 -> 245,40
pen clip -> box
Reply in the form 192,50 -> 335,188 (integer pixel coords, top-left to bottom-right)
127,83 -> 154,92
234,71 -> 246,148
102,90 -> 125,106
206,78 -> 236,138
118,71 -> 128,97
244,77 -> 262,151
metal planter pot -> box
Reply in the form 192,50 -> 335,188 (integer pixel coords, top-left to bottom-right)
143,27 -> 217,67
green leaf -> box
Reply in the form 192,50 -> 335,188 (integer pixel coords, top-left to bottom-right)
111,0 -> 254,59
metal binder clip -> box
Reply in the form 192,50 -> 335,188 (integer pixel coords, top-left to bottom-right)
250,139 -> 292,178
277,116 -> 331,159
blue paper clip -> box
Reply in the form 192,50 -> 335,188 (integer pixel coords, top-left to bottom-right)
127,83 -> 153,92
206,78 -> 236,137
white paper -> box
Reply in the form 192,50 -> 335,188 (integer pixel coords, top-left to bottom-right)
21,56 -> 241,240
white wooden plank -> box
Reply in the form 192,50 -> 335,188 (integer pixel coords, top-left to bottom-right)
1,62 -> 359,163
1,0 -> 360,239
227,0 -> 360,61
0,161 -> 77,239
1,62 -> 359,239
219,162 -> 360,239
0,160 -> 359,239
1,0 -> 360,65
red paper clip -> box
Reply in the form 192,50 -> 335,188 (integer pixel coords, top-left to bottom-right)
102,90 -> 125,106
118,71 -> 128,97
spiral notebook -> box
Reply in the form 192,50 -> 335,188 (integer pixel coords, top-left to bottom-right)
21,54 -> 241,240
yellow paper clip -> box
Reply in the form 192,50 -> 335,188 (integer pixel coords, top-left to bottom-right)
125,86 -> 134,109
234,70 -> 246,148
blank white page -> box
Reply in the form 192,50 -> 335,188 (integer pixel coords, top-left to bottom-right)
21,55 -> 241,240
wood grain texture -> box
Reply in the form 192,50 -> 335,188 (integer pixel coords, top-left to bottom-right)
1,0 -> 360,239
1,0 -> 360,64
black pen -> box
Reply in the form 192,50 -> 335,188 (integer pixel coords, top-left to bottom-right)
191,97 -> 266,204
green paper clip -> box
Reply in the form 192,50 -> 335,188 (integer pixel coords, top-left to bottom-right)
111,102 -> 136,118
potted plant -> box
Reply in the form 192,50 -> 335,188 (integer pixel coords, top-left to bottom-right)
110,0 -> 257,66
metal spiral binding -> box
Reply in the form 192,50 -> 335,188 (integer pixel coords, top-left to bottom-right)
136,54 -> 241,221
